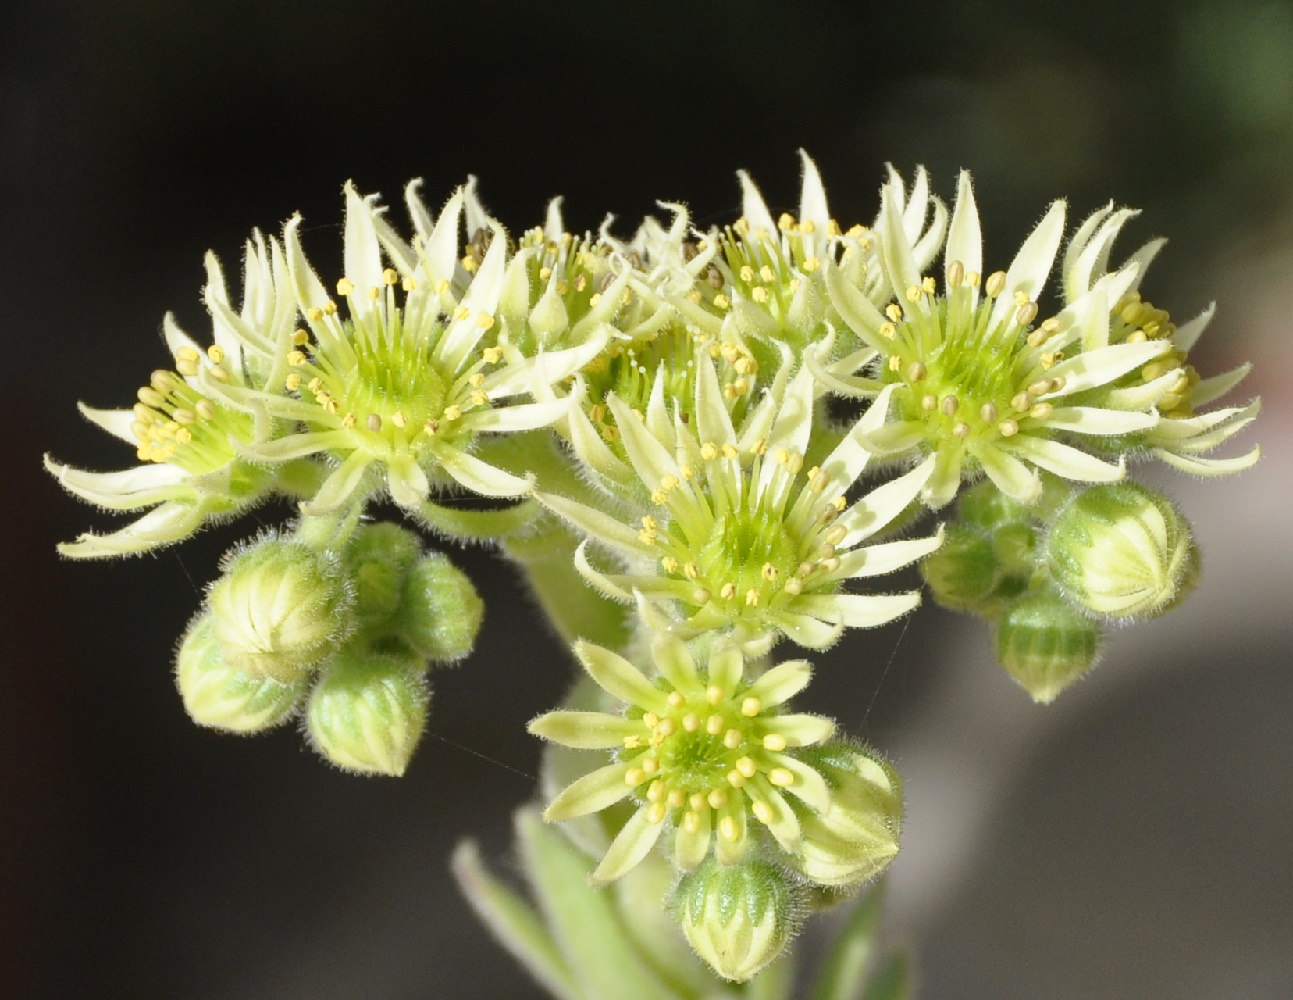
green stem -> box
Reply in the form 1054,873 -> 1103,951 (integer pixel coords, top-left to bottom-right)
502,521 -> 632,651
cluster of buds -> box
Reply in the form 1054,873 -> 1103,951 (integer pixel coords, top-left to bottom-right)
176,522 -> 481,775
48,153 -> 1257,986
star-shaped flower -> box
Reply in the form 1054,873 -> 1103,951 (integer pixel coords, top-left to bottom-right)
529,635 -> 837,883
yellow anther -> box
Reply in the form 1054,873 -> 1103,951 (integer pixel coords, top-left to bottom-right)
783,577 -> 803,596
443,405 -> 462,421
1028,379 -> 1053,397
684,562 -> 699,580
751,800 -> 773,824
966,270 -> 981,286
908,360 -> 927,381
888,355 -> 903,373
382,268 -> 398,286
705,714 -> 725,736
469,390 -> 488,408
922,275 -> 938,293
759,265 -> 774,282
802,256 -> 820,272
941,395 -> 960,416
735,757 -> 758,778
1012,392 -> 1033,413
953,421 -> 971,438
367,286 -> 380,300
469,372 -> 486,388
287,350 -> 306,367
207,345 -> 225,364
762,734 -> 788,752
947,260 -> 965,288
365,414 -> 383,432
880,322 -> 897,340
667,789 -> 686,809
175,356 -> 199,377
647,802 -> 668,824
740,697 -> 761,718
768,768 -> 795,787
720,583 -> 736,600
1016,301 -> 1038,326
905,285 -> 923,303
656,718 -> 676,737
985,271 -> 1007,298
682,811 -> 701,834
307,307 -> 324,321
761,563 -> 778,581
719,816 -> 740,841
1014,289 -> 1030,306
195,400 -> 216,420
402,276 -> 417,292
461,254 -> 479,273
739,265 -> 755,283
980,402 -> 999,422
751,286 -> 768,303
726,770 -> 745,788
482,346 -> 503,364
661,556 -> 680,574
667,690 -> 686,709
642,712 -> 659,729
623,735 -> 641,750
713,293 -> 730,310
336,278 -> 355,296
720,443 -> 739,459
476,313 -> 495,330
435,279 -> 450,295
832,495 -> 847,511
744,589 -> 760,607
641,755 -> 659,774
284,373 -> 302,390
136,387 -> 165,408
799,218 -> 816,234
646,781 -> 665,802
625,767 -> 646,787
1030,402 -> 1053,420
885,303 -> 903,322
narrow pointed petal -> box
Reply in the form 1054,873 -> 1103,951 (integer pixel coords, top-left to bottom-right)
56,502 -> 203,558
573,541 -> 634,603
1174,302 -> 1215,353
792,592 -> 921,629
1190,362 -> 1250,408
650,634 -> 699,691
824,262 -> 892,352
421,186 -> 464,284
544,761 -> 635,822
978,446 -> 1042,503
529,711 -> 641,749
1043,406 -> 1158,435
769,713 -> 836,747
574,640 -> 669,713
1045,339 -> 1170,397
430,442 -> 533,498
300,450 -> 373,515
746,781 -> 801,853
1007,436 -> 1125,482
590,807 -> 666,886
832,529 -> 945,580
744,660 -> 813,708
764,611 -> 844,650
840,454 -> 936,543
45,457 -> 189,507
537,492 -> 656,558
673,807 -> 712,871
989,200 -> 1065,330
945,170 -> 982,286
878,186 -> 923,304
1066,207 -> 1138,300
607,395 -> 680,489
737,170 -> 778,238
466,399 -> 572,434
386,454 -> 430,509
798,150 -> 831,256
705,642 -> 744,694
76,404 -> 139,445
1153,446 -> 1260,475
767,753 -> 832,813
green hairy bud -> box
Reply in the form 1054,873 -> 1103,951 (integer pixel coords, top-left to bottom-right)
674,858 -> 805,982
345,522 -> 424,629
306,649 -> 430,776
790,743 -> 903,888
208,536 -> 353,682
1047,483 -> 1199,620
920,523 -> 1000,613
398,552 -> 484,663
996,586 -> 1101,703
175,614 -> 306,732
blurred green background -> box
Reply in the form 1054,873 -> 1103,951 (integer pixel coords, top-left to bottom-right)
2,1 -> 1287,997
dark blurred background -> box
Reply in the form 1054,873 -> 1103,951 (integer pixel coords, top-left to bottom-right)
2,2 -> 1288,997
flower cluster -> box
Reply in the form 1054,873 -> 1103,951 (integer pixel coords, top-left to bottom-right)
48,155 -> 1258,985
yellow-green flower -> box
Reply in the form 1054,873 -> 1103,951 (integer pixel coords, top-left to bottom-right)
539,357 -> 941,651
529,635 -> 836,883
229,182 -> 604,514
824,170 -> 1169,508
46,233 -> 293,556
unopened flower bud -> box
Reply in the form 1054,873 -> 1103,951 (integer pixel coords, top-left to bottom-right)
790,743 -> 902,887
920,524 -> 1000,613
1047,483 -> 1199,619
306,649 -> 430,776
529,285 -> 570,346
398,552 -> 483,663
673,858 -> 805,982
996,587 -> 1101,703
345,522 -> 423,628
175,615 -> 306,732
958,479 -> 1032,530
208,536 -> 352,682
